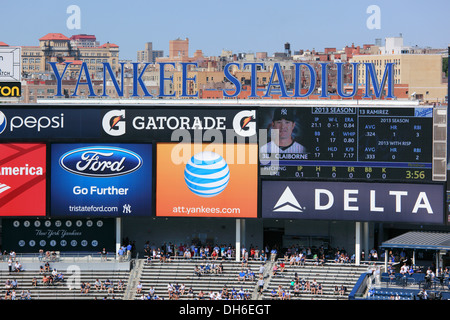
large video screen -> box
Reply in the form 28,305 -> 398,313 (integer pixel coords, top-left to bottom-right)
259,106 -> 433,182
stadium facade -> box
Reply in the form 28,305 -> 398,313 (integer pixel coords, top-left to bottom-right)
0,99 -> 448,270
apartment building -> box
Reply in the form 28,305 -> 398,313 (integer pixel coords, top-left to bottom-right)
137,42 -> 163,63
21,33 -> 119,78
351,53 -> 446,103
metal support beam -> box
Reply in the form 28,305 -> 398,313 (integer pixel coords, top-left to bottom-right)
355,222 -> 361,266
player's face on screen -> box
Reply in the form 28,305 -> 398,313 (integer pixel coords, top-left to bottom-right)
272,119 -> 295,146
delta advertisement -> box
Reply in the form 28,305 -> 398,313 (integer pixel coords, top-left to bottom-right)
2,218 -> 115,253
156,143 -> 258,218
0,143 -> 46,216
51,143 -> 153,217
261,180 -> 444,224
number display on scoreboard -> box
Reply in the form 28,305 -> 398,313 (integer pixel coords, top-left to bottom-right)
259,106 -> 433,182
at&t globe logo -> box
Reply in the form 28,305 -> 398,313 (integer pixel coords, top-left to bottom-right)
0,111 -> 6,135
184,151 -> 230,197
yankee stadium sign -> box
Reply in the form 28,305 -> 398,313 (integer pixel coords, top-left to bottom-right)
48,61 -> 395,99
261,181 -> 444,224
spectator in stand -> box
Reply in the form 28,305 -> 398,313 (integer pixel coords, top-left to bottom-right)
107,279 -> 114,294
270,248 -> 277,262
136,282 -> 143,294
148,286 -> 155,299
400,263 -> 408,275
187,287 -> 194,299
257,275 -> 265,294
238,270 -> 246,282
317,282 -> 323,295
293,280 -> 300,297
117,279 -> 124,291
272,263 -> 279,276
310,279 -> 317,294
14,261 -> 23,272
94,279 -> 102,291
100,248 -> 107,261
339,285 -> 346,296
194,265 -> 201,277
279,261 -> 286,273
270,288 -> 277,300
319,254 -> 326,266
38,249 -> 44,262
80,282 -> 86,294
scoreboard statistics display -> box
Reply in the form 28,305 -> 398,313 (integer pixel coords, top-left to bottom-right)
259,106 -> 434,182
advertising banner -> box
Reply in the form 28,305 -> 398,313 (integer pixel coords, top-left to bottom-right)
0,47 -> 21,82
156,143 -> 258,218
100,108 -> 257,141
0,107 -> 257,143
0,108 -> 102,139
261,180 -> 444,224
2,218 -> 115,253
51,143 -> 152,217
0,143 -> 46,216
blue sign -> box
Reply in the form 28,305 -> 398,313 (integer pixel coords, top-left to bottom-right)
49,61 -> 396,99
51,143 -> 152,217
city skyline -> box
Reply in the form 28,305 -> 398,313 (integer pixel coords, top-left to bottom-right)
2,0 -> 449,60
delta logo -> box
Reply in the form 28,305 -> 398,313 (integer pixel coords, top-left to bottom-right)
156,143 -> 258,218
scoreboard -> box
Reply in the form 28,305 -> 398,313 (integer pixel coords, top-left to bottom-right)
259,106 -> 434,182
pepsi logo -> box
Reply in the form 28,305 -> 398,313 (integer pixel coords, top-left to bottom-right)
0,111 -> 6,135
184,151 -> 230,197
59,146 -> 143,177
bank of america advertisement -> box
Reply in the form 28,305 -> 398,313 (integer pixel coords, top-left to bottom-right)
51,143 -> 152,217
0,143 -> 46,216
261,180 -> 444,224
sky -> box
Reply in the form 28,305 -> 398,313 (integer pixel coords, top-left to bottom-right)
2,0 -> 449,60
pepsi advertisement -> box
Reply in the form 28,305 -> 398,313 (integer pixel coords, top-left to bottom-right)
51,143 -> 152,217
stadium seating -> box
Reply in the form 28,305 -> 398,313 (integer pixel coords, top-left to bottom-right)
134,258 -> 262,300
0,269 -> 130,300
260,260 -> 368,300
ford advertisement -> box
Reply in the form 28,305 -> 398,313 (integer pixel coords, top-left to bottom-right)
51,143 -> 152,217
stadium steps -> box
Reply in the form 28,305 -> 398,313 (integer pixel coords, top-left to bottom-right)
0,269 -> 130,300
133,258 -> 264,300
260,261 -> 368,300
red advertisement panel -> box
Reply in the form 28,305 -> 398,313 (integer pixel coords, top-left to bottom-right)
0,143 -> 46,216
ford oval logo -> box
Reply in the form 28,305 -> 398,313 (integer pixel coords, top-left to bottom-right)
59,146 -> 143,177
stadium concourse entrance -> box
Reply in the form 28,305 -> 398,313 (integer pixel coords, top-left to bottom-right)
120,217 -> 374,264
